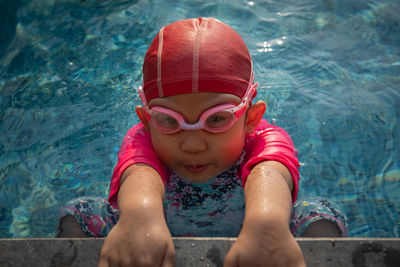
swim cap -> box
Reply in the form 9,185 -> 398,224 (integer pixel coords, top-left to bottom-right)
142,17 -> 254,102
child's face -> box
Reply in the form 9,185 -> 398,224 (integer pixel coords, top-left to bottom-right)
143,92 -> 250,183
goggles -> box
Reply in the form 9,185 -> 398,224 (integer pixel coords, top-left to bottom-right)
138,70 -> 257,134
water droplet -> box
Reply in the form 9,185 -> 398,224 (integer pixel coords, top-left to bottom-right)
145,233 -> 150,237
200,256 -> 204,261
191,243 -> 195,247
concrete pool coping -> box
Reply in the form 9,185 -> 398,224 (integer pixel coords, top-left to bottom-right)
0,238 -> 399,266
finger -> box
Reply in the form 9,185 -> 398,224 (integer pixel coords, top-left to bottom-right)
161,243 -> 175,267
97,255 -> 109,267
98,245 -> 113,267
223,249 -> 238,267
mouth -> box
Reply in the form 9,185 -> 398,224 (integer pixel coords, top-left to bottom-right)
184,164 -> 209,173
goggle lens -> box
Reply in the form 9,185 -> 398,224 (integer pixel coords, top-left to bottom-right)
205,110 -> 235,130
151,112 -> 179,131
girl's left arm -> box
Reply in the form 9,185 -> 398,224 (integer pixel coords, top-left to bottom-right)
224,160 -> 306,267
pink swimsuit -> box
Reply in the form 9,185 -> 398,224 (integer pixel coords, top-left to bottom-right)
108,119 -> 300,209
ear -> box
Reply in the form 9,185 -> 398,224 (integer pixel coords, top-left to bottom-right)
135,105 -> 150,131
246,101 -> 266,134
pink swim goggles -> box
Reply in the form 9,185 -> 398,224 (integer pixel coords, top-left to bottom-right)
138,81 -> 258,134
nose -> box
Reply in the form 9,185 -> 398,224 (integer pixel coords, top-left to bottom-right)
180,130 -> 208,154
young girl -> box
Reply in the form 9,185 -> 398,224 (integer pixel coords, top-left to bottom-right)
59,17 -> 348,266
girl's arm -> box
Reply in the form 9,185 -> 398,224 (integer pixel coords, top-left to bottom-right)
99,164 -> 175,267
224,160 -> 306,267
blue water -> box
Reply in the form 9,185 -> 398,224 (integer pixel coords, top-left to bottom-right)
0,0 -> 399,238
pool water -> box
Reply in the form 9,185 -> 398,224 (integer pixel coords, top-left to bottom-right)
0,0 -> 399,238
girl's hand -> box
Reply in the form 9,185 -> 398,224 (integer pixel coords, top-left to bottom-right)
224,160 -> 306,267
98,214 -> 175,267
98,164 -> 174,267
224,221 -> 305,267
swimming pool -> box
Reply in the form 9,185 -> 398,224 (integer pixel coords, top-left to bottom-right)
0,0 -> 399,238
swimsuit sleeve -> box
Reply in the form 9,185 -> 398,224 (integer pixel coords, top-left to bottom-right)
108,123 -> 168,209
241,119 -> 300,201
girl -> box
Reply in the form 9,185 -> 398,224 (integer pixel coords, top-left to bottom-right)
59,17 -> 347,267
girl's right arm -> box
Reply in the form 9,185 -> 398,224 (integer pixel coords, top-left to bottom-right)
98,164 -> 175,267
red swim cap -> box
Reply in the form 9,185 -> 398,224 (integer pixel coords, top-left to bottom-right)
142,17 -> 254,102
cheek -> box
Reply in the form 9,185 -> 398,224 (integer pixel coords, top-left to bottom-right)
149,129 -> 176,162
215,124 -> 246,163
223,136 -> 245,154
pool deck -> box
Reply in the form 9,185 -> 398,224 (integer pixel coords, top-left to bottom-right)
0,238 -> 399,266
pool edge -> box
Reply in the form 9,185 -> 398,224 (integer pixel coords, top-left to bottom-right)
1,238 -> 399,266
